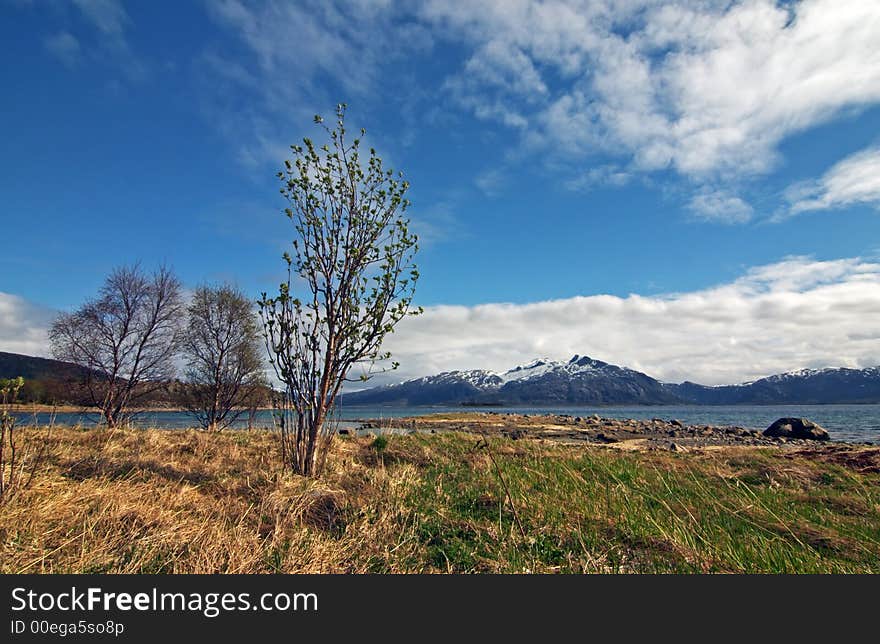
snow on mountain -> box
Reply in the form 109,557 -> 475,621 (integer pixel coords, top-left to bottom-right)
498,355 -> 632,383
410,369 -> 503,389
400,355 -> 630,389
757,366 -> 880,383
341,355 -> 678,405
342,356 -> 880,406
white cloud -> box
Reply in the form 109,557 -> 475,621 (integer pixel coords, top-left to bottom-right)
564,164 -> 631,191
0,293 -> 55,358
785,145 -> 880,215
358,256 -> 880,387
422,0 -> 880,189
43,31 -> 81,68
687,189 -> 753,224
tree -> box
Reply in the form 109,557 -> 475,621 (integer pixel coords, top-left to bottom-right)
181,284 -> 266,431
259,104 -> 421,476
49,264 -> 183,428
0,377 -> 24,500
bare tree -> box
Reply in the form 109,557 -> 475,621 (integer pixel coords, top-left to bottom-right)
181,284 -> 266,431
49,264 -> 183,428
260,104 -> 421,477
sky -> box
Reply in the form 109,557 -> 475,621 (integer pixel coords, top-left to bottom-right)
1,0 -> 879,387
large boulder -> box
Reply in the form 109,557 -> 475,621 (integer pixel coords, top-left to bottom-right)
763,417 -> 830,441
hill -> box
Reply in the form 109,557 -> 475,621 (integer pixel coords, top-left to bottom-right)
0,351 -> 94,382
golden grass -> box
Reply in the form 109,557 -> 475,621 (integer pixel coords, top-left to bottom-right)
1,427 -> 426,573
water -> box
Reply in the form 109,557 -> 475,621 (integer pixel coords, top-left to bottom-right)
12,403 -> 880,443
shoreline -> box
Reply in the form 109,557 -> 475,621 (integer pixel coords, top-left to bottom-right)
354,411 -> 871,451
6,404 -> 274,413
9,407 -> 876,448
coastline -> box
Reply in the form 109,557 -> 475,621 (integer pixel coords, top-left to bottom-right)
6,403 -> 274,414
354,411 -> 869,450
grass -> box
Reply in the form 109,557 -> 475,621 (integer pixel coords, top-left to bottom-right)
1,425 -> 878,573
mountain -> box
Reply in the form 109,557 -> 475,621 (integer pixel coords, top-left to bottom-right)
339,370 -> 503,406
341,356 -> 880,406
341,355 -> 680,406
6,349 -> 879,406
664,367 -> 880,405
0,351 -> 94,382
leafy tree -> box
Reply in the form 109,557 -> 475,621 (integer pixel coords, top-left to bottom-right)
260,104 -> 421,476
181,284 -> 266,431
49,264 -> 183,428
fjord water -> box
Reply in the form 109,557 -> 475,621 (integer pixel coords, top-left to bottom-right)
14,403 -> 880,443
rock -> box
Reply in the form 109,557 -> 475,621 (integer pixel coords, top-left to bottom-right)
596,432 -> 619,443
670,442 -> 685,452
670,419 -> 684,428
763,417 -> 830,441
337,428 -> 351,436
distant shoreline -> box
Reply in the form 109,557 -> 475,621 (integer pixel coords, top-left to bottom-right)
6,404 -> 274,414
12,401 -> 880,414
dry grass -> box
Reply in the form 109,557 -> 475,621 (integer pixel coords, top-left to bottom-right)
0,427 -> 425,573
1,426 -> 878,573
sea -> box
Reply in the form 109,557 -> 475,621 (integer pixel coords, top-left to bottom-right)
11,403 -> 880,444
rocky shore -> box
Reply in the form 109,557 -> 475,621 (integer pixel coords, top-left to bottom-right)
354,411 -> 864,452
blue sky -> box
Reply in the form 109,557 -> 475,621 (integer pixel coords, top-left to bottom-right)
2,0 -> 880,385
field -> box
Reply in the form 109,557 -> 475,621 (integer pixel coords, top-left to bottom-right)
1,424 -> 879,573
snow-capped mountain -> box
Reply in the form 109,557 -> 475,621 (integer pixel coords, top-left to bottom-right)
340,357 -> 880,406
340,355 -> 679,405
666,366 -> 880,405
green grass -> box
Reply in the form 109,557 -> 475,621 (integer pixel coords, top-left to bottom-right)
387,433 -> 880,573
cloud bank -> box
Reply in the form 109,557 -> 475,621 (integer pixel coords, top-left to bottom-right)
358,256 -> 880,387
0,293 -> 55,358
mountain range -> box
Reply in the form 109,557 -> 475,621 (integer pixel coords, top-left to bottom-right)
340,355 -> 880,406
4,350 -> 880,407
